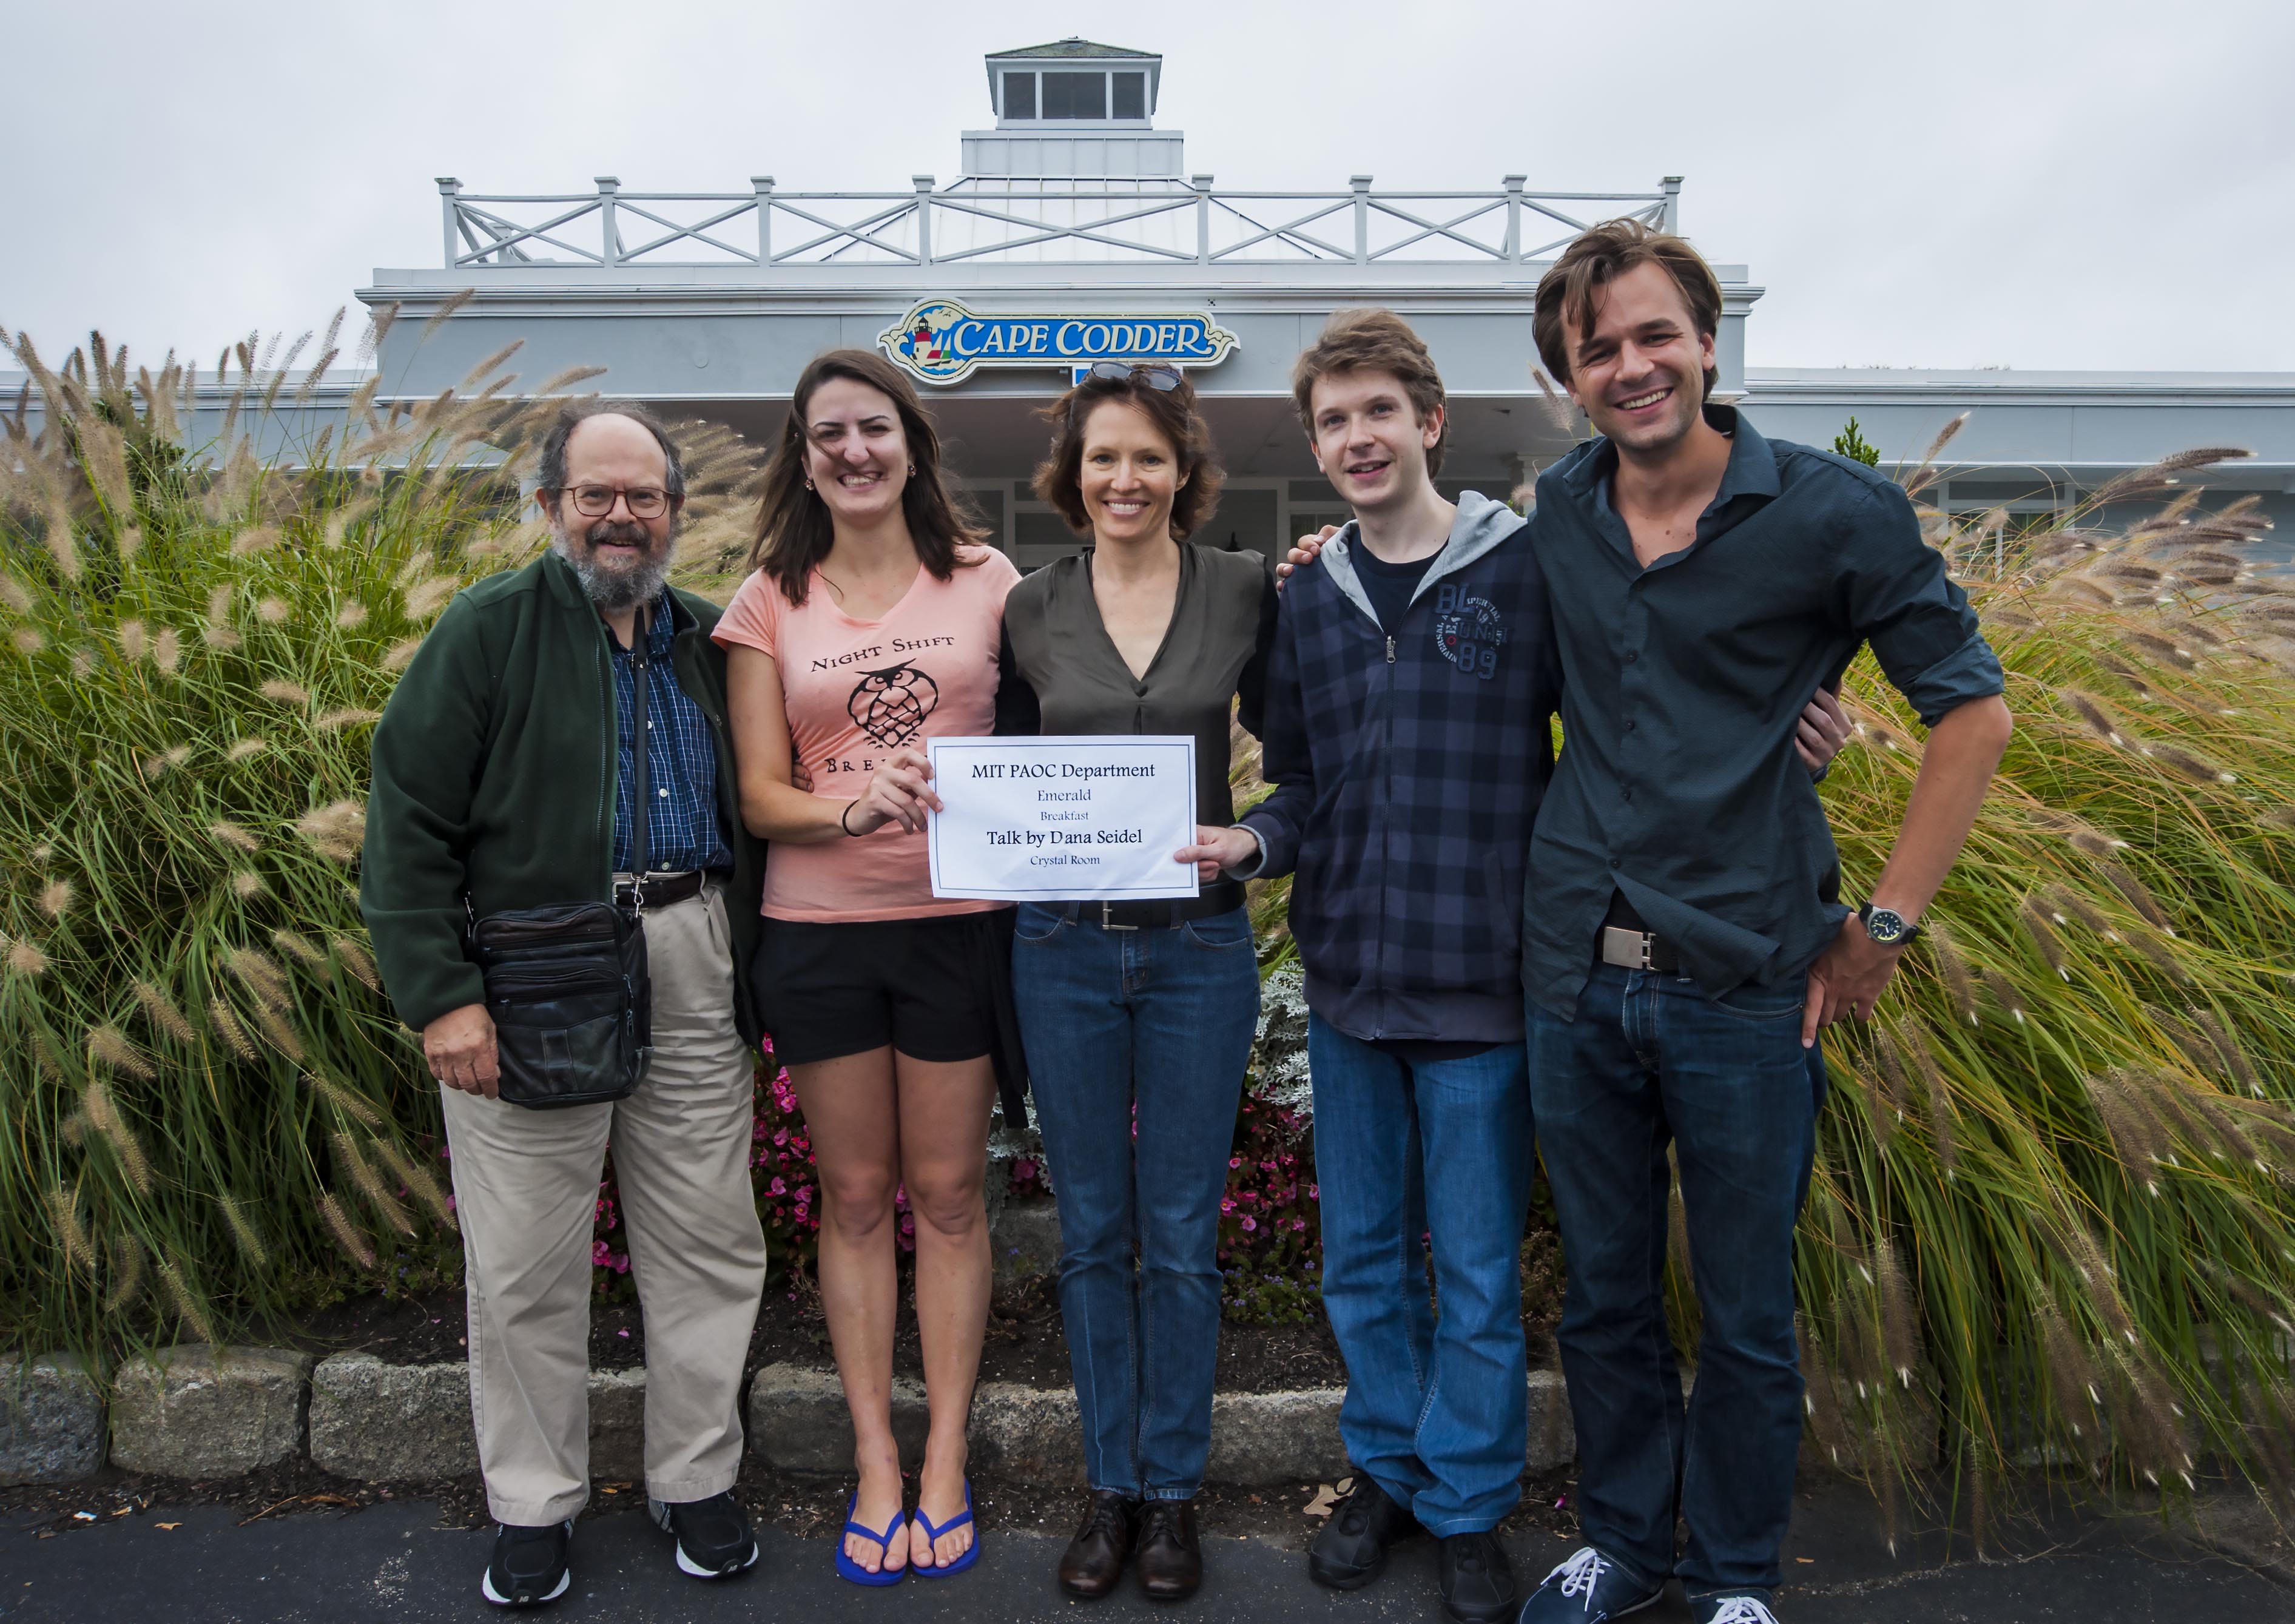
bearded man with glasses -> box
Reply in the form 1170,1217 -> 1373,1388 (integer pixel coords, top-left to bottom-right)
363,399 -> 770,1608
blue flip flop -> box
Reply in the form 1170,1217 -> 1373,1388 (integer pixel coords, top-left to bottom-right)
834,1492 -> 909,1586
909,1479 -> 980,1578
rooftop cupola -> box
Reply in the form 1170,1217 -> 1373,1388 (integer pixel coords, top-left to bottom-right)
962,39 -> 1183,178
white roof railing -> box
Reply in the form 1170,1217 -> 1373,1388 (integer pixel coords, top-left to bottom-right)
433,174 -> 1681,270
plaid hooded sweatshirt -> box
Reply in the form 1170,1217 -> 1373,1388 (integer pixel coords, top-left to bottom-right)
1240,492 -> 1560,1043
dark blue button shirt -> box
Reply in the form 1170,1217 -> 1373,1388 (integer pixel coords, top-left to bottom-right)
1523,407 -> 2004,1016
610,594 -> 732,875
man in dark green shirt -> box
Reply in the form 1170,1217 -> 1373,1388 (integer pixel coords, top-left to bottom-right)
1514,225 -> 2012,1624
363,402 -> 769,1608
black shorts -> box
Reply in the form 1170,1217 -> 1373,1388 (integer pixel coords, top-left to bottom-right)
753,912 -> 998,1067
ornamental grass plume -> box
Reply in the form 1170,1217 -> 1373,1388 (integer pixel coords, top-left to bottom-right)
0,314 -> 760,1361
1790,441 -> 2295,1515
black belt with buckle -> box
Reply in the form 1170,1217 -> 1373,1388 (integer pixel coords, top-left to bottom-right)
1599,925 -> 1681,975
613,869 -> 719,911
1068,892 -> 1238,931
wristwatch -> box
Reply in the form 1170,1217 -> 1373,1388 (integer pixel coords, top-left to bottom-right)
1858,903 -> 1922,948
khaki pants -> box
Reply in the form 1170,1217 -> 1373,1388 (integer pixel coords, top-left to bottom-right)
440,881 -> 767,1525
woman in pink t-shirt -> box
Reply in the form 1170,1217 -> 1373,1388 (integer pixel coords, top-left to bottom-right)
715,350 -> 1019,1583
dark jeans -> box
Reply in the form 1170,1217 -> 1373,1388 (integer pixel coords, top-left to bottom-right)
1307,1016 -> 1533,1534
1526,963 -> 1828,1595
1011,902 -> 1262,1499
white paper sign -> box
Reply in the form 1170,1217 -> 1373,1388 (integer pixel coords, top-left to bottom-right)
926,736 -> 1201,901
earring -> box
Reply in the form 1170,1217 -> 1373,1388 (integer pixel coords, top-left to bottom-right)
804,477 -> 814,491
908,465 -> 916,478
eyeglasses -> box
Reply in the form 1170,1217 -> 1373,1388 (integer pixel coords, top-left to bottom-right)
1084,362 -> 1184,391
557,485 -> 675,519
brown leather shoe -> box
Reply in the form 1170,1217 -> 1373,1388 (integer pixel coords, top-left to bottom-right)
1058,1490 -> 1139,1599
1133,1498 -> 1202,1601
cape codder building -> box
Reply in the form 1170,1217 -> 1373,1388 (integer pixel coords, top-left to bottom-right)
338,38 -> 2290,565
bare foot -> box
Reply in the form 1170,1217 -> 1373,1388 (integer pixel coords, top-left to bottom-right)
845,1458 -> 908,1575
911,1453 -> 974,1570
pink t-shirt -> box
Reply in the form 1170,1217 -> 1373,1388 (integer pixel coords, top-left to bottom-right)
713,546 -> 1021,922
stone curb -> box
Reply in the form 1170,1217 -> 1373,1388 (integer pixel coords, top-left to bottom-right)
0,1354 -> 104,1486
108,1345 -> 313,1478
745,1362 -> 1578,1486
307,1354 -> 649,1483
7,1342 -> 1902,1488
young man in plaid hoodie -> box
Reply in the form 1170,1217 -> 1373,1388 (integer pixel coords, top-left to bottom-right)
1221,309 -> 1553,1624
1235,311 -> 1850,1624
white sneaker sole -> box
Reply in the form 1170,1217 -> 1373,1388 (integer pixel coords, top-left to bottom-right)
480,1566 -> 570,1606
673,1539 -> 760,1579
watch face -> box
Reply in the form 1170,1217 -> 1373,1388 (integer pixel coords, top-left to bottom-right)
1865,907 -> 1909,945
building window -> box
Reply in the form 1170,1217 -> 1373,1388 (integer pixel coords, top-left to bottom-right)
1041,71 -> 1107,120
1002,71 -> 1036,120
1112,72 -> 1147,120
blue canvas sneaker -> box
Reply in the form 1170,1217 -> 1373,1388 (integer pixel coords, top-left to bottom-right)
1518,1545 -> 1664,1622
1690,1591 -> 1781,1624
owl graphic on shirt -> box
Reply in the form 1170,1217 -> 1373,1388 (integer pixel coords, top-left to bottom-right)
848,661 -> 940,748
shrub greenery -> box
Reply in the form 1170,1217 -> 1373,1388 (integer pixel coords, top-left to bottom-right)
4,327 -> 2292,1521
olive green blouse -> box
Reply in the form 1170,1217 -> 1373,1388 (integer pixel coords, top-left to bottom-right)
997,542 -> 1279,914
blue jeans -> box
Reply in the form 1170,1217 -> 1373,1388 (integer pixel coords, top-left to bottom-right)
1307,1016 -> 1533,1535
1526,963 -> 1828,1595
1011,902 -> 1262,1499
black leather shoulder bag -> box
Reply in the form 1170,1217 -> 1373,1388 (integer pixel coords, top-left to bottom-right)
466,630 -> 658,1109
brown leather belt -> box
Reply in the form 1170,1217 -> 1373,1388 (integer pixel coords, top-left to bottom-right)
613,869 -> 717,911
1599,925 -> 1681,975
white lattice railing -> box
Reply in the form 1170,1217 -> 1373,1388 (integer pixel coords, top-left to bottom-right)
433,174 -> 1680,270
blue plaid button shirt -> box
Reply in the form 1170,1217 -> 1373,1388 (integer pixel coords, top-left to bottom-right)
610,594 -> 732,874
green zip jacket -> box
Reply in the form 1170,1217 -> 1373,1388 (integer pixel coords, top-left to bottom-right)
360,550 -> 766,1043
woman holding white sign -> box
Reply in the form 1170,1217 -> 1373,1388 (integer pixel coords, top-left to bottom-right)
715,350 -> 1023,1585
996,363 -> 1276,1602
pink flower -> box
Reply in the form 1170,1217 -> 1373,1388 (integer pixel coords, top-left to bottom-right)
1241,1217 -> 1258,1232
770,1178 -> 786,1196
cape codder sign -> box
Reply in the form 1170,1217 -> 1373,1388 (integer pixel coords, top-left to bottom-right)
878,297 -> 1240,386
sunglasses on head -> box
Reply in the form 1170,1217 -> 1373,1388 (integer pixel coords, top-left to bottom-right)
1084,362 -> 1184,391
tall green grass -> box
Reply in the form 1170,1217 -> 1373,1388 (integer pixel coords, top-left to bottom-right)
1789,438 -> 2295,1517
0,318 -> 753,1360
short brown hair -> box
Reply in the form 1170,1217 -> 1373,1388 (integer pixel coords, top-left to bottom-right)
1290,309 -> 1447,477
1033,371 -> 1224,539
747,349 -> 988,606
1533,219 -> 1724,400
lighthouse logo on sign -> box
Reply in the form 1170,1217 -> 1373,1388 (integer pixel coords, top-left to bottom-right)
878,297 -> 1239,385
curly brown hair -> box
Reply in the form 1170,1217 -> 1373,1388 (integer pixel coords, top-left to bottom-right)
747,349 -> 988,605
1033,369 -> 1224,539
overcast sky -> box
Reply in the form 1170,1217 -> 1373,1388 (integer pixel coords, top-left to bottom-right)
8,0 -> 2290,375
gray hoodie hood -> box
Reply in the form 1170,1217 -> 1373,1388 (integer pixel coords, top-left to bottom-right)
1318,490 -> 1526,631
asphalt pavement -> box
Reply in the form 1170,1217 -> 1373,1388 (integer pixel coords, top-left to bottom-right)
5,1478 -> 2290,1623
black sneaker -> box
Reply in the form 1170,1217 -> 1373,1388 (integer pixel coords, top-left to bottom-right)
1308,1475 -> 1419,1590
649,1491 -> 761,1579
482,1520 -> 572,1608
1520,1545 -> 1665,1621
1690,1591 -> 1781,1624
1438,1530 -> 1518,1623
